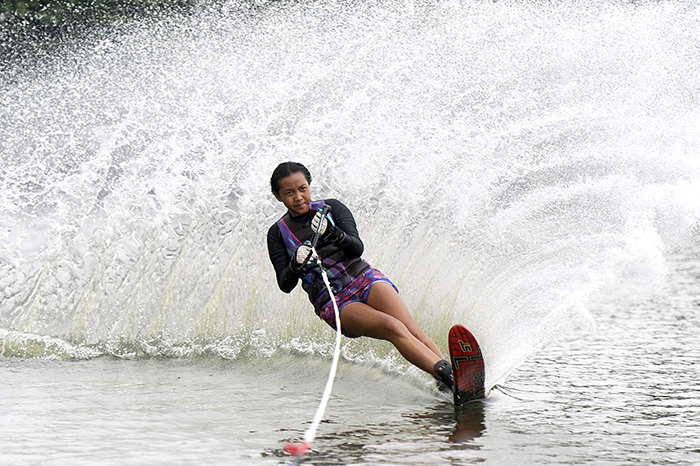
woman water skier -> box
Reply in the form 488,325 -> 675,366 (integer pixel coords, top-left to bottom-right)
266,161 -> 453,391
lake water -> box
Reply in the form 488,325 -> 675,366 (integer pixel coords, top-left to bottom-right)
2,247 -> 699,465
2,0 -> 700,464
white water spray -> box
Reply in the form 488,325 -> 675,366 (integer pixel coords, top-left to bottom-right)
1,0 -> 700,389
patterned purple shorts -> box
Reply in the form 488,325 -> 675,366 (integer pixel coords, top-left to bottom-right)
318,267 -> 398,338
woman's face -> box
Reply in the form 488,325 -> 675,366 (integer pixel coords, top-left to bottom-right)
275,171 -> 311,217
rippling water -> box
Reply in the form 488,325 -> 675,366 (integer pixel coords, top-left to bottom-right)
494,249 -> 700,466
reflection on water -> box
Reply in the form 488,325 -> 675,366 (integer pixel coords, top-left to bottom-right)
449,402 -> 486,446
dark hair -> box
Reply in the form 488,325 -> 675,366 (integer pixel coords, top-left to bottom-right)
270,161 -> 312,195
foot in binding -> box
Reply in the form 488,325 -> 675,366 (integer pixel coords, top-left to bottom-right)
434,359 -> 454,394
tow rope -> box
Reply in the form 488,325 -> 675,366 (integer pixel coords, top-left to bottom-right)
283,266 -> 341,461
284,206 -> 341,461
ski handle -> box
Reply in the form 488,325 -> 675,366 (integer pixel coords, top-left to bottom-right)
301,204 -> 331,269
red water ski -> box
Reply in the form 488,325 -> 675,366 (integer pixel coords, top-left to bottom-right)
448,324 -> 486,405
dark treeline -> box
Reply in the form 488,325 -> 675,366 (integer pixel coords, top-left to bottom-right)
0,0 -> 198,61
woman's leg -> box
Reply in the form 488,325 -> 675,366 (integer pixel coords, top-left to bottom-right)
365,282 -> 445,360
340,302 -> 442,376
340,282 -> 446,378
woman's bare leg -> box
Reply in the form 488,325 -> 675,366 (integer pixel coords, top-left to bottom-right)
340,302 -> 442,376
365,282 -> 445,360
340,282 -> 446,378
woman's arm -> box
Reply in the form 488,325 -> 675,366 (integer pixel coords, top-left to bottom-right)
267,223 -> 300,293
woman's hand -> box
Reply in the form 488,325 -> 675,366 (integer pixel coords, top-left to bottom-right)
311,210 -> 333,236
311,210 -> 344,243
291,242 -> 321,273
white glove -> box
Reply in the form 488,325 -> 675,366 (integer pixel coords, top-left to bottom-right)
292,243 -> 320,271
311,210 -> 330,236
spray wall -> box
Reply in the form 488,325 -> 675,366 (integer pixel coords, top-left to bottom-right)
2,0 -> 699,388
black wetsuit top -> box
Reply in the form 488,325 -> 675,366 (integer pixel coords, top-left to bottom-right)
267,198 -> 366,298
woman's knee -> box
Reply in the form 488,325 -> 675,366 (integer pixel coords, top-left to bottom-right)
376,316 -> 411,342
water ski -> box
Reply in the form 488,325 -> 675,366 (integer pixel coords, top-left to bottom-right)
448,324 -> 486,405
